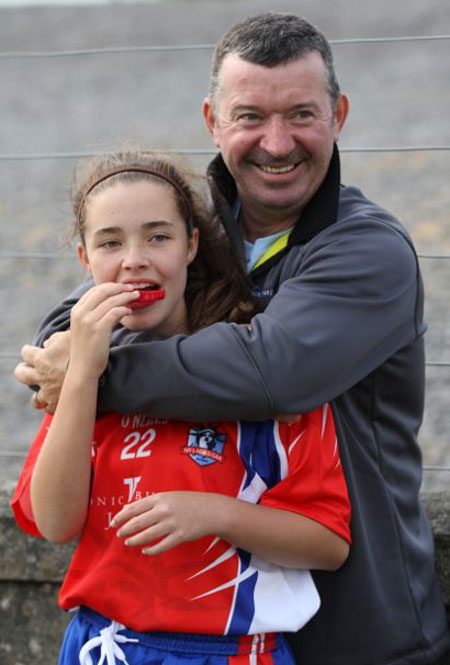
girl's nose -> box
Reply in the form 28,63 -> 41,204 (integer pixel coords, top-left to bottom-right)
122,243 -> 150,270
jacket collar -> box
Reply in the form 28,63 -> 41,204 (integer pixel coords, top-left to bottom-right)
289,143 -> 341,245
207,143 -> 341,271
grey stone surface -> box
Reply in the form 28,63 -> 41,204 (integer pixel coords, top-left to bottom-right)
422,491 -> 450,603
0,510 -> 73,583
0,581 -> 70,665
1,487 -> 74,665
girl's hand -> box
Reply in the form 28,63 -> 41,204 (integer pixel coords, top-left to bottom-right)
69,283 -> 139,381
111,491 -> 222,555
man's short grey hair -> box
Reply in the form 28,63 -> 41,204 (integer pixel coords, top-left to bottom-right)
209,12 -> 340,109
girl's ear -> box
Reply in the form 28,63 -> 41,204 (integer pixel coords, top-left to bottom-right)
77,242 -> 91,273
187,228 -> 200,265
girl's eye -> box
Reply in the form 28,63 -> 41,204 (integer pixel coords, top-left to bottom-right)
150,234 -> 170,243
100,240 -> 120,249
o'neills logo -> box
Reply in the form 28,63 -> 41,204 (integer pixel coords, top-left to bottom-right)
120,414 -> 167,429
182,426 -> 227,467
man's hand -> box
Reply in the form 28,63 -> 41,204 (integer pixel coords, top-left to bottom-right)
14,331 -> 71,413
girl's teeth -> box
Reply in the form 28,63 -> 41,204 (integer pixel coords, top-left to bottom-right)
132,283 -> 157,289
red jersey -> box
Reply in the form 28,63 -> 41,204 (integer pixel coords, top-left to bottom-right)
12,405 -> 350,635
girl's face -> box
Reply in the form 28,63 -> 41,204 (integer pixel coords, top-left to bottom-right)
78,179 -> 198,335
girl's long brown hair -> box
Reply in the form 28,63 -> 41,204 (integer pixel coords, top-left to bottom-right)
71,151 -> 255,332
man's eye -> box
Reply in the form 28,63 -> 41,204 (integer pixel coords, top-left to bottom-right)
237,113 -> 261,123
295,110 -> 314,121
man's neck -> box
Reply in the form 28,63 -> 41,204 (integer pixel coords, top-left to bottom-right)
241,208 -> 300,243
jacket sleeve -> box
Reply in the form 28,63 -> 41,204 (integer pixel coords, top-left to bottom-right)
97,216 -> 424,420
34,277 -> 93,347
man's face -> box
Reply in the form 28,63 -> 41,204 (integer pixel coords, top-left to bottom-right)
204,52 -> 348,233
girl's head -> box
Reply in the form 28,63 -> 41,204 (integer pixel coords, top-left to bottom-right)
72,151 -> 254,335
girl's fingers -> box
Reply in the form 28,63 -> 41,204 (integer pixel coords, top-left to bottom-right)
116,510 -> 157,539
122,523 -> 169,548
79,282 -> 136,305
142,533 -> 179,556
101,306 -> 134,329
74,283 -> 139,317
111,496 -> 155,529
71,291 -> 139,330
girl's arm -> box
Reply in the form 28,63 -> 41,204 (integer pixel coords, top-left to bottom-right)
112,490 -> 350,571
30,283 -> 137,543
30,367 -> 98,543
113,407 -> 350,570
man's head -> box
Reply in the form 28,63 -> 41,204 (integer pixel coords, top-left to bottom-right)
203,13 -> 348,238
209,12 -> 340,111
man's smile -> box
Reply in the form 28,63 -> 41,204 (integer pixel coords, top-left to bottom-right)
258,162 -> 300,174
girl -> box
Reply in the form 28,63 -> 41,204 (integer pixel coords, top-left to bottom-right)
12,151 -> 351,665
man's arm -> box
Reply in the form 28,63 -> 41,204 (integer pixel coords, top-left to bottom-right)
95,218 -> 423,419
14,279 -> 92,410
20,218 -> 423,421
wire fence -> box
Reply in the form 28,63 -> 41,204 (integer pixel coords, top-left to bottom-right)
0,33 -> 449,59
1,32 -> 449,470
0,145 -> 449,163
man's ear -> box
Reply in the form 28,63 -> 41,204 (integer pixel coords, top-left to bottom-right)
333,94 -> 349,141
77,242 -> 91,273
203,97 -> 221,147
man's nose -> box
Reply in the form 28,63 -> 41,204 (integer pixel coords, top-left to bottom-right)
259,117 -> 296,158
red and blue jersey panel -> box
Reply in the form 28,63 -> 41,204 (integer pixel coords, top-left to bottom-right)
11,406 -> 350,635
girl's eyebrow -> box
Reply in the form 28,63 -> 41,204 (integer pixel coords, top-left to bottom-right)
92,221 -> 174,239
93,226 -> 121,239
142,221 -> 174,231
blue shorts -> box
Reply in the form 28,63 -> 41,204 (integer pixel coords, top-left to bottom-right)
58,606 -> 295,665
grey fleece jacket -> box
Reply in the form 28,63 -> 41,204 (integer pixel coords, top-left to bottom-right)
35,146 -> 449,665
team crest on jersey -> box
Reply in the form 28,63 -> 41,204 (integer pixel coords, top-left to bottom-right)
182,426 -> 227,466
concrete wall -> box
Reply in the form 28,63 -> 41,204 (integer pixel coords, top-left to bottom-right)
0,488 -> 449,665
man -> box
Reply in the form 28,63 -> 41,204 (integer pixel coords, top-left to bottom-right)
15,12 -> 449,665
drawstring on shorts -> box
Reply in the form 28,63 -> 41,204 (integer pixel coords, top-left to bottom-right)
79,620 -> 139,665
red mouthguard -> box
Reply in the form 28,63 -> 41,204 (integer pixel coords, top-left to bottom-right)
130,289 -> 166,309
